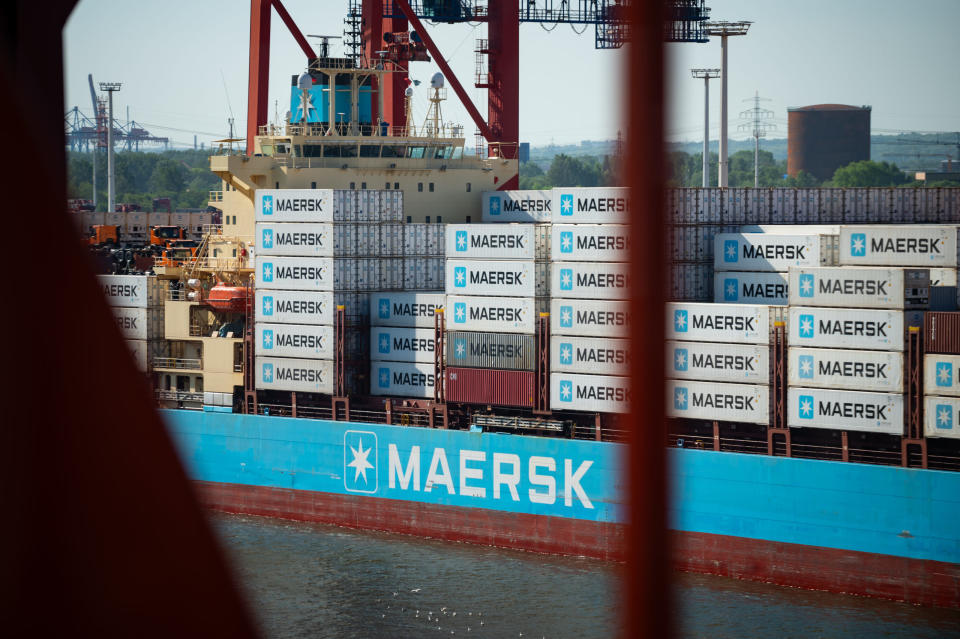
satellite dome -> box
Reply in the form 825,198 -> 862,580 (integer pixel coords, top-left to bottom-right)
404,86 -> 414,97
297,72 -> 313,90
430,72 -> 445,89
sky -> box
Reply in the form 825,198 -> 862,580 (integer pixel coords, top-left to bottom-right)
64,0 -> 959,150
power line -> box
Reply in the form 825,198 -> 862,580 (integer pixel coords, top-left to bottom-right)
738,90 -> 775,187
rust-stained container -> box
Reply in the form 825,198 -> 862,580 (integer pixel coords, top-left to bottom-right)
446,331 -> 535,370
925,311 -> 960,354
445,367 -> 535,408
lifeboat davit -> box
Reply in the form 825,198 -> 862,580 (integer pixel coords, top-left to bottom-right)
204,283 -> 249,313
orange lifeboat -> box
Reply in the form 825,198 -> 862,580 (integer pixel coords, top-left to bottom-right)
204,283 -> 249,313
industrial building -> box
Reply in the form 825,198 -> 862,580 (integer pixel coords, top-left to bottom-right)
787,104 -> 871,180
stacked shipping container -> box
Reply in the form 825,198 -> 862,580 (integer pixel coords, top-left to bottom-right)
97,274 -> 168,373
368,292 -> 445,399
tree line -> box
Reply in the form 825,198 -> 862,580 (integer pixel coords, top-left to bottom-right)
67,149 -> 220,211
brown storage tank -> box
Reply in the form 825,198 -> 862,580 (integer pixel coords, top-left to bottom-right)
446,367 -> 535,408
787,104 -> 871,181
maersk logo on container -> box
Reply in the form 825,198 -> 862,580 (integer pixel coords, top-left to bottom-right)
674,387 -> 688,410
488,196 -> 501,216
262,295 -> 274,316
378,367 -> 390,388
798,394 -> 814,419
261,228 -> 274,249
453,337 -> 467,359
558,380 -> 573,402
674,310 -> 689,333
454,266 -> 467,287
850,233 -> 867,257
560,305 -> 574,328
560,268 -> 573,291
723,278 -> 739,301
262,195 -> 273,216
558,343 -> 573,365
798,355 -> 814,379
798,274 -> 815,298
560,231 -> 573,253
378,333 -> 391,354
262,329 -> 274,350
723,240 -> 739,263
935,404 -> 953,430
262,363 -> 274,383
936,362 -> 953,387
344,430 -> 378,494
262,261 -> 274,283
454,302 -> 467,324
378,298 -> 391,319
798,314 -> 815,338
673,348 -> 689,372
560,194 -> 574,217
455,230 -> 468,251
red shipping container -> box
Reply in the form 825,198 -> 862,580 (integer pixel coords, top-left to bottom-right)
445,367 -> 535,408
925,312 -> 960,354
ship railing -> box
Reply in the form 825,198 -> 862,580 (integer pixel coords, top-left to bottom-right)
184,256 -> 252,273
167,287 -> 190,302
263,123 -> 465,140
156,390 -> 203,403
273,155 -> 483,172
209,190 -> 223,202
153,357 -> 203,370
202,224 -> 224,236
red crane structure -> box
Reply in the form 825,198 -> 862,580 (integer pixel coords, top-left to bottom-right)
245,1 -> 709,189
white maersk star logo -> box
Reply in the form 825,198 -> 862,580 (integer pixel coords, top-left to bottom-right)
378,333 -> 390,354
936,405 -> 953,430
674,388 -> 688,410
560,268 -> 573,291
454,338 -> 466,358
294,89 -> 317,122
378,367 -> 390,388
560,231 -> 573,253
488,197 -> 501,215
262,295 -> 273,316
559,380 -> 573,402
454,266 -> 467,287
674,310 -> 688,333
798,314 -> 815,338
723,278 -> 738,301
456,231 -> 468,251
344,430 -> 378,494
936,362 -> 953,387
560,305 -> 573,328
454,302 -> 467,323
261,195 -> 273,216
850,233 -> 867,257
262,329 -> 273,350
799,274 -> 814,298
261,363 -> 273,383
262,262 -> 274,283
674,348 -> 688,372
560,194 -> 574,216
723,240 -> 738,263
799,395 -> 814,419
559,343 -> 573,365
798,355 -> 814,378
378,299 -> 390,319
262,228 -> 274,248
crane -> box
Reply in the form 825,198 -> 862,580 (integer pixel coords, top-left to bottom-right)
88,74 -> 103,209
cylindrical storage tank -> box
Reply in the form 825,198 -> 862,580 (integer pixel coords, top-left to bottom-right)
446,332 -> 535,370
445,367 -> 535,408
787,104 -> 871,180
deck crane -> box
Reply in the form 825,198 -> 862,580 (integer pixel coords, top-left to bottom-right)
244,0 -> 711,188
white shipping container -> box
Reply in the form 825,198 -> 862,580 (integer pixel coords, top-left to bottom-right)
714,233 -> 829,272
923,354 -> 960,397
788,387 -> 904,434
549,262 -> 629,300
839,225 -> 958,267
147,212 -> 169,227
126,339 -> 169,372
445,259 -> 538,297
255,189 -> 334,222
481,190 -> 552,223
256,256 -> 332,291
551,298 -> 631,337
739,224 -> 841,235
713,272 -> 789,306
255,290 -> 334,325
924,396 -> 960,439
370,360 -> 436,398
552,187 -> 630,224
97,275 -> 165,308
665,302 -> 773,344
370,292 -> 446,327
447,295 -> 535,334
788,307 -> 904,351
787,267 -> 908,309
445,224 -> 535,259
256,323 -> 333,359
550,336 -> 630,376
550,224 -> 630,262
255,356 -> 334,394
666,341 -> 770,384
665,380 -> 770,424
111,306 -> 164,340
371,327 -> 436,363
929,268 -> 958,287
550,373 -> 630,413
788,347 -> 904,392
256,222 -> 333,257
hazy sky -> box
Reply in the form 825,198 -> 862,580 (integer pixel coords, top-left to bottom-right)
64,0 -> 959,149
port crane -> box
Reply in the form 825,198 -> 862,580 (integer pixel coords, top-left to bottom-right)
245,0 -> 711,187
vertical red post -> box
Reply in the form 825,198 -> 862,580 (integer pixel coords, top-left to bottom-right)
363,0 -> 384,125
487,0 -> 519,172
247,0 -> 271,155
626,2 -> 669,638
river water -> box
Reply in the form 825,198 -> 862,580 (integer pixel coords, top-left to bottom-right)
213,514 -> 959,639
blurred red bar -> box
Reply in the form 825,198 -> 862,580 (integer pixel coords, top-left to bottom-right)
625,2 -> 670,639
445,367 -> 536,408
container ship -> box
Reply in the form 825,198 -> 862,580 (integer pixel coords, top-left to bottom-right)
81,47 -> 960,609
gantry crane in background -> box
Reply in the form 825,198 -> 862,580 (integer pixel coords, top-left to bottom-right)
65,74 -> 169,153
246,0 -> 711,187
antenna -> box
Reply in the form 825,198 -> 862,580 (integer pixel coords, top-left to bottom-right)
738,90 -> 775,188
306,34 -> 342,59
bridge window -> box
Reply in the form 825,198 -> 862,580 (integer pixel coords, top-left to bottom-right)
418,183 -> 423,192
436,216 -> 442,223
302,145 -> 323,158
425,216 -> 430,223
361,182 -> 367,189
394,182 -> 399,189
350,182 -> 356,190
466,215 -> 471,223
406,146 -> 426,159
429,183 -> 434,192
382,145 -> 405,158
311,181 -> 317,189
466,182 -> 471,192
359,145 -> 381,158
433,146 -> 446,159
385,182 -> 390,189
